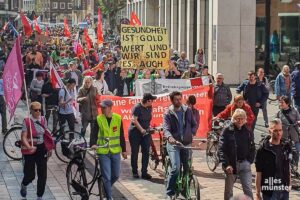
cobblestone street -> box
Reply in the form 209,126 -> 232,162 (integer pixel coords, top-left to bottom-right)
1,92 -> 300,199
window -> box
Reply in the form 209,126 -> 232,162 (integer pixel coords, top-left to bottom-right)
60,2 -> 65,9
52,2 -> 58,9
68,3 -> 73,9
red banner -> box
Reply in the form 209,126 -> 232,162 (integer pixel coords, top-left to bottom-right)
100,86 -> 213,139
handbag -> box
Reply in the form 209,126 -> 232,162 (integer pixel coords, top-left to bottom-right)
35,119 -> 55,151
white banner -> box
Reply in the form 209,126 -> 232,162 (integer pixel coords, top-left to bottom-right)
135,78 -> 202,96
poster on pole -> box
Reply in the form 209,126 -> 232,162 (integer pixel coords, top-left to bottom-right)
120,25 -> 170,70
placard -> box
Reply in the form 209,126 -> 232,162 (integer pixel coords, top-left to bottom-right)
120,25 -> 170,69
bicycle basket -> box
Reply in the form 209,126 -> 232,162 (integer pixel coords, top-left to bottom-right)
69,139 -> 87,159
61,139 -> 86,159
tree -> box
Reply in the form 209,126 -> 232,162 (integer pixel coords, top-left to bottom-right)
98,0 -> 127,32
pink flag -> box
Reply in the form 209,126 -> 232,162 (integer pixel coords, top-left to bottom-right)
3,36 -> 24,121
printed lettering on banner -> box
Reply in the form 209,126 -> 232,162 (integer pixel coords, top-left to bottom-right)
100,86 -> 213,139
120,25 -> 170,70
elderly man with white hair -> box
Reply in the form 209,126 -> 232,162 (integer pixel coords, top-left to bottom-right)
213,73 -> 232,116
219,109 -> 256,200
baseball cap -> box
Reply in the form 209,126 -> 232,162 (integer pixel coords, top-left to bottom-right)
189,64 -> 196,68
100,99 -> 113,108
67,78 -> 76,84
143,93 -> 157,101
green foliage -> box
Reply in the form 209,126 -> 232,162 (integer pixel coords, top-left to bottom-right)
98,0 -> 127,31
98,0 -> 127,14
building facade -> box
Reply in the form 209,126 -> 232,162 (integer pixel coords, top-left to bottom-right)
125,0 -> 255,84
50,0 -> 73,23
0,0 -> 22,26
256,0 -> 300,71
23,0 -> 35,12
125,0 -> 299,84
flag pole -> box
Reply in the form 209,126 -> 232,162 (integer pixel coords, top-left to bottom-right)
23,73 -> 33,147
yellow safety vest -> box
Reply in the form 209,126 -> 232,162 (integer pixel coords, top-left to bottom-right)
96,113 -> 122,154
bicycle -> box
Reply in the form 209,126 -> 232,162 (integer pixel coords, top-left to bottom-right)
206,119 -> 230,172
2,122 -> 23,160
164,141 -> 201,200
148,126 -> 167,171
2,118 -> 86,162
285,123 -> 300,178
66,140 -> 109,200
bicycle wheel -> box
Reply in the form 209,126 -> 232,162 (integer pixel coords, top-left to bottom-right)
268,80 -> 277,101
66,160 -> 89,200
290,151 -> 300,178
164,157 -> 170,187
3,126 -> 23,160
187,175 -> 200,200
206,140 -> 219,172
149,148 -> 159,170
55,131 -> 86,163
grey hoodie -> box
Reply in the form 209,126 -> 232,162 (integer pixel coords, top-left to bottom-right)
163,104 -> 197,145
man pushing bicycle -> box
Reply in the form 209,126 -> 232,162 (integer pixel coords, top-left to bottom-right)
163,91 -> 198,200
91,99 -> 127,200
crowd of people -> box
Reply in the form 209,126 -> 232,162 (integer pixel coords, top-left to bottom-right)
1,25 -> 300,200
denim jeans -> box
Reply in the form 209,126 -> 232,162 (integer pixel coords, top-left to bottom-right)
224,161 -> 253,200
98,153 -> 121,200
262,191 -> 289,200
166,142 -> 190,196
261,101 -> 269,124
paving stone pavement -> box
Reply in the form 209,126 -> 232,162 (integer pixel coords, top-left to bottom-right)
1,90 -> 300,199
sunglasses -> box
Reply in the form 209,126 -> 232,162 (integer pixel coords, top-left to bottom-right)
33,109 -> 41,112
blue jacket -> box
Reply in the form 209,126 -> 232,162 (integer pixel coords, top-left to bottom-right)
275,72 -> 291,97
291,69 -> 300,99
163,105 -> 197,145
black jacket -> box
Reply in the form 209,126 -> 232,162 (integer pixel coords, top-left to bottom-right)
116,76 -> 134,97
255,136 -> 291,197
236,80 -> 269,108
218,123 -> 255,174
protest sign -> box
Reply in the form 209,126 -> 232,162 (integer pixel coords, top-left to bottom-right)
100,86 -> 213,139
120,25 -> 170,70
135,77 -> 203,96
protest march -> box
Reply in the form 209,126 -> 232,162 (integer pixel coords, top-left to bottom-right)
1,3 -> 298,200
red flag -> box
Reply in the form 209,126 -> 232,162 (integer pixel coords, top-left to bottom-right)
97,8 -> 104,45
49,62 -> 65,89
64,17 -> 71,38
20,13 -> 32,37
33,16 -> 42,34
45,27 -> 49,36
74,40 -> 84,58
83,28 -> 92,49
3,36 -> 24,121
130,11 -> 141,26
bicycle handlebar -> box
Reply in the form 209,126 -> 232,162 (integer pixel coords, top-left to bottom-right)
171,141 -> 201,150
70,138 -> 110,152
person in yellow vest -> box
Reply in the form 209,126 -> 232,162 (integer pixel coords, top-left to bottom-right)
91,99 -> 127,200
